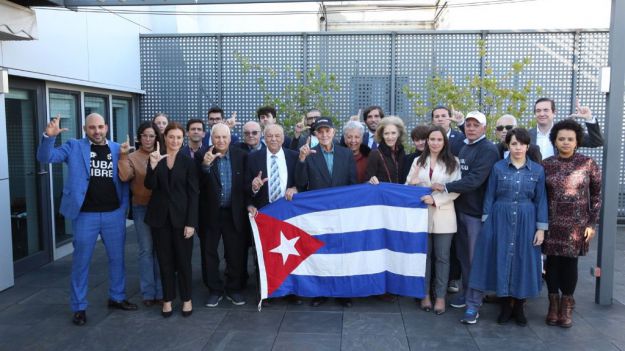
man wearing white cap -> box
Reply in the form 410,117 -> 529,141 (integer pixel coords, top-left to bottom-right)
432,111 -> 499,325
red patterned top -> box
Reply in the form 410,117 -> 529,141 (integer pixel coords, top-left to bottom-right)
542,152 -> 602,257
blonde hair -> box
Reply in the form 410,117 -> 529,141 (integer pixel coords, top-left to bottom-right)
374,116 -> 406,145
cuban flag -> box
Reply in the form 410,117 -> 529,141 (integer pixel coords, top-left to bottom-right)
249,183 -> 430,302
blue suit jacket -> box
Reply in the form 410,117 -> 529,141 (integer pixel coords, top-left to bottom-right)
36,136 -> 129,220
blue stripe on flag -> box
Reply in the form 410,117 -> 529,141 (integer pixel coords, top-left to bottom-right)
261,183 -> 431,220
270,272 -> 426,298
314,230 -> 428,254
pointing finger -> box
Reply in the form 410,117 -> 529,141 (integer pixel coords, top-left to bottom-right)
155,142 -> 160,153
357,108 -> 362,117
257,171 -> 263,179
126,134 -> 130,144
261,178 -> 268,184
214,153 -> 222,158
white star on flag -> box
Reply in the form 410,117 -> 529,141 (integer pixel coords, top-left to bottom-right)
270,232 -> 301,264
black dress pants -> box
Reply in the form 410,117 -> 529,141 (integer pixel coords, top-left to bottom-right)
201,208 -> 248,294
152,216 -> 194,302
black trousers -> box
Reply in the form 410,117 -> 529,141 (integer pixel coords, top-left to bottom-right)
545,255 -> 579,295
152,216 -> 194,302
200,208 -> 248,294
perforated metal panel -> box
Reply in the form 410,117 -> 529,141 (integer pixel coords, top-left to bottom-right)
139,31 -> 623,213
221,35 -> 304,132
487,32 -> 575,127
140,35 -> 219,125
307,34 -> 392,127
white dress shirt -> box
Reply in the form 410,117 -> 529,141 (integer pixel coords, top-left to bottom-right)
536,125 -> 554,160
266,148 -> 288,202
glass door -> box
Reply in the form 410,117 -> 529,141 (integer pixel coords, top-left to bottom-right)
5,79 -> 52,274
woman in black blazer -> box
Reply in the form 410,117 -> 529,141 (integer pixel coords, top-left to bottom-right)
145,122 -> 199,318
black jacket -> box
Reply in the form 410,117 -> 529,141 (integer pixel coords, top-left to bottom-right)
144,152 -> 199,229
295,143 -> 357,191
195,146 -> 248,233
245,147 -> 299,209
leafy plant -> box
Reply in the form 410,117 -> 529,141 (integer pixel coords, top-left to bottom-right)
403,39 -> 543,138
235,52 -> 341,131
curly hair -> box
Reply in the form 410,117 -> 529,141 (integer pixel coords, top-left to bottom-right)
549,118 -> 583,148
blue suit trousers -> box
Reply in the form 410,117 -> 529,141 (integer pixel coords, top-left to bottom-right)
70,208 -> 127,312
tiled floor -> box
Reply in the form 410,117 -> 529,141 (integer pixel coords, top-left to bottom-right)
1,226 -> 624,351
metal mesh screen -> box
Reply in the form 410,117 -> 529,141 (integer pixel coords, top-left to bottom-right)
139,30 -> 622,212
140,35 -> 219,125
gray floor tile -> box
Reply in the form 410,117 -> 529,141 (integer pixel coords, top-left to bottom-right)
342,312 -> 404,337
407,335 -> 479,351
279,311 -> 342,334
217,310 -> 284,334
341,333 -> 409,351
472,336 -> 547,351
203,331 -> 276,351
402,309 -> 471,338
273,332 -> 341,351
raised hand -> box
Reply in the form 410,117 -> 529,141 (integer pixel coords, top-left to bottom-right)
202,146 -> 222,166
369,176 -> 380,185
450,105 -> 464,124
349,109 -> 362,122
251,171 -> 268,192
569,98 -> 592,121
294,115 -> 309,137
149,142 -> 168,169
299,137 -> 317,161
45,115 -> 69,137
120,135 -> 133,155
225,112 -> 239,129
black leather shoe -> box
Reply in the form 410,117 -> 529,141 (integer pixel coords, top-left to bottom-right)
108,299 -> 138,311
310,297 -> 328,307
337,298 -> 353,308
162,310 -> 173,318
182,309 -> 193,318
72,310 -> 87,326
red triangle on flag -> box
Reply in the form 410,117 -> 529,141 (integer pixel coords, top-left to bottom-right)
254,212 -> 325,296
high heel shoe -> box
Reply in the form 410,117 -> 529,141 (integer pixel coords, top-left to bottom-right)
182,300 -> 193,318
420,296 -> 432,312
162,302 -> 173,318
434,298 -> 446,315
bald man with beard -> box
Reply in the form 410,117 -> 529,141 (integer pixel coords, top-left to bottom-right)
37,113 -> 136,326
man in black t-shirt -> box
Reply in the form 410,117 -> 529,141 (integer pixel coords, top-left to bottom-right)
37,113 -> 137,326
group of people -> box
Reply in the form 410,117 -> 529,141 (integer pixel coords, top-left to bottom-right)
37,98 -> 602,329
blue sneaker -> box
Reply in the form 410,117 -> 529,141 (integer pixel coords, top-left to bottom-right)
449,295 -> 466,308
460,308 -> 479,324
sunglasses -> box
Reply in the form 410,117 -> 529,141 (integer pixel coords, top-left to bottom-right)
243,131 -> 260,136
496,125 -> 514,132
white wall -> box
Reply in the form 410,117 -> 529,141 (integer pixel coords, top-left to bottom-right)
0,8 -> 143,92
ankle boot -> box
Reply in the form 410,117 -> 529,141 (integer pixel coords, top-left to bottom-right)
559,295 -> 575,328
546,293 -> 560,326
512,298 -> 527,327
497,297 -> 513,324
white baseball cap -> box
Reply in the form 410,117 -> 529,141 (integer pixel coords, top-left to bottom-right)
465,111 -> 487,126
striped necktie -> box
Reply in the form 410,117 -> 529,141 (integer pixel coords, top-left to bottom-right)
269,155 -> 281,202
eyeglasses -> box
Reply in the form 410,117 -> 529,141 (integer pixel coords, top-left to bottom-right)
495,125 -> 514,132
141,134 -> 156,139
243,131 -> 260,136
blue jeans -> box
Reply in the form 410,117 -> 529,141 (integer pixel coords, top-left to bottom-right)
454,211 -> 483,311
71,208 -> 127,312
133,205 -> 162,300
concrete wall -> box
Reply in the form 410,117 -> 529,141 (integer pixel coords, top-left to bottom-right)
0,8 -> 143,92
